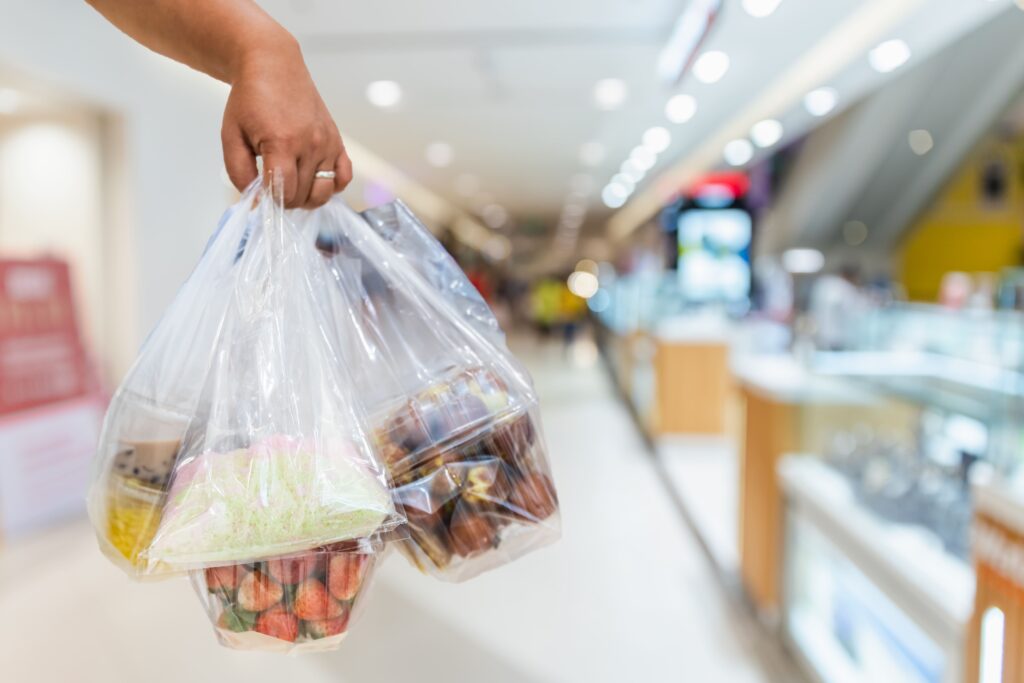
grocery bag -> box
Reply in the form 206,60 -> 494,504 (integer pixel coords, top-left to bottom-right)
310,198 -> 560,582
88,178 -> 400,578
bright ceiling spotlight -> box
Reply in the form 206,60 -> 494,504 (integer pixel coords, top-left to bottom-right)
593,78 -> 628,110
366,80 -> 402,108
723,139 -> 754,166
567,271 -> 600,299
692,50 -> 730,84
602,183 -> 629,208
630,146 -> 657,171
611,173 -> 636,194
908,129 -> 934,155
804,87 -> 838,117
620,159 -> 646,183
869,39 -> 911,73
750,119 -> 783,148
665,94 -> 697,124
742,0 -> 782,18
642,126 -> 672,153
782,248 -> 825,274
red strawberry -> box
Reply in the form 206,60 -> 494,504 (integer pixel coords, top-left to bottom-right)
254,607 -> 298,642
265,554 -> 321,585
236,571 -> 283,612
327,554 -> 370,601
305,611 -> 350,639
293,578 -> 345,621
205,565 -> 245,592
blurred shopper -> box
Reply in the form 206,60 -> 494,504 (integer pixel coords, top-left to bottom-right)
530,278 -> 562,338
86,0 -> 351,208
808,265 -> 868,351
558,282 -> 587,351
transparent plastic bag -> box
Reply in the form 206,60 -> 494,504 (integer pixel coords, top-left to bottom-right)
310,199 -> 560,581
359,200 -> 504,347
191,540 -> 380,654
89,179 -> 400,578
88,185 -> 259,575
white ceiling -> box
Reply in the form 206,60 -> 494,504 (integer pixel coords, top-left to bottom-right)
260,0 -> 864,219
258,0 -> 1020,242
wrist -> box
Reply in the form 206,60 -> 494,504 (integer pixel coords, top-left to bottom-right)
232,28 -> 303,83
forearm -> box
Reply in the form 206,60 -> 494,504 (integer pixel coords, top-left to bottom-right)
84,0 -> 299,84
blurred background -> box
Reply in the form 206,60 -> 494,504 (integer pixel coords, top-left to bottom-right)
3,0 -> 1024,681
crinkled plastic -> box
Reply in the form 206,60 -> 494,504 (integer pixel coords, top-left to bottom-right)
310,198 -> 560,582
88,179 -> 400,578
191,540 -> 380,654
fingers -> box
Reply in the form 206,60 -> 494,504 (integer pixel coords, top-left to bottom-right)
294,152 -> 321,209
222,123 -> 259,192
256,128 -> 351,209
260,147 -> 298,207
307,164 -> 335,208
334,146 -> 354,192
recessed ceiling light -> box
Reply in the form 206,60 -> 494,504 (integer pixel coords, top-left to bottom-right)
620,159 -> 646,183
454,173 -> 480,197
723,139 -> 754,166
630,146 -> 657,171
843,221 -> 868,246
742,0 -> 782,18
0,88 -> 22,114
804,87 -> 838,117
567,271 -> 600,299
593,78 -> 628,110
782,248 -> 824,274
611,173 -> 636,194
869,39 -> 911,73
481,203 -> 509,229
642,126 -> 672,154
665,94 -> 697,124
580,141 -> 607,167
425,142 -> 453,168
908,129 -> 934,155
750,119 -> 783,148
602,183 -> 629,208
692,51 -> 730,84
366,80 -> 402,108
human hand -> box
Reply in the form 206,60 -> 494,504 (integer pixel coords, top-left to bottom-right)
222,37 -> 352,208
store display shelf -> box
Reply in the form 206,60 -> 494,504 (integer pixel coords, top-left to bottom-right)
731,353 -> 877,405
787,607 -> 864,683
778,456 -> 975,650
974,478 -> 1024,537
810,351 -> 1024,422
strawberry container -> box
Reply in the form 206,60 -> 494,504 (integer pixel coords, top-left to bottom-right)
191,543 -> 378,654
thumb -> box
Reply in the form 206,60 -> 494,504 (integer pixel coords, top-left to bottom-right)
221,122 -> 258,192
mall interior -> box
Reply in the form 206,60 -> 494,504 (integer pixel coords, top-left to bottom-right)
4,1 -> 1024,682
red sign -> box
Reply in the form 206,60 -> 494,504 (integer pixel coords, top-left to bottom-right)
0,259 -> 91,414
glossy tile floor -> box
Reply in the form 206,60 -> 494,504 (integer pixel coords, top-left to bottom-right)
0,338 -> 773,683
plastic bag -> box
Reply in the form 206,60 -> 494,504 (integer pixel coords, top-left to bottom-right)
191,540 -> 380,654
87,187 -> 258,575
310,198 -> 560,581
88,179 -> 400,578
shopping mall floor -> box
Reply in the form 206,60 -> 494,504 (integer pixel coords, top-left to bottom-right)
0,336 -> 789,683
